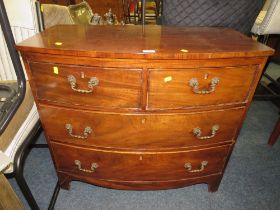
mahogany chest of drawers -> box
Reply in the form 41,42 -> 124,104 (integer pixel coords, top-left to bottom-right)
17,25 -> 273,192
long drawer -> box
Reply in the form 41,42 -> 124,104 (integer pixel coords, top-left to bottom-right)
40,104 -> 244,150
148,66 -> 257,109
51,142 -> 231,181
29,62 -> 142,109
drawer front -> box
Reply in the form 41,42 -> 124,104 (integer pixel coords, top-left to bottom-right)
148,66 -> 257,109
40,104 -> 243,149
51,142 -> 231,181
29,62 -> 142,109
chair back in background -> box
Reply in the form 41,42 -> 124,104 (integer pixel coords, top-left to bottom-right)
251,0 -> 280,35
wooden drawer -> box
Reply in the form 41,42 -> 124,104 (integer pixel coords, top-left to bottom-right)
148,66 -> 257,109
51,142 -> 231,181
29,62 -> 142,109
40,104 -> 243,150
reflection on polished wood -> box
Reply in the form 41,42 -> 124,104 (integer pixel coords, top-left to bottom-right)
17,25 -> 273,59
17,25 -> 274,192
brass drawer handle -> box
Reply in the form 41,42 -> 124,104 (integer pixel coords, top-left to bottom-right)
67,75 -> 99,93
184,161 -> 208,173
189,77 -> 219,94
74,160 -> 98,173
193,124 -> 219,140
65,124 -> 92,139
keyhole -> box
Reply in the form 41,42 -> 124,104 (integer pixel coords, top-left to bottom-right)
141,118 -> 146,124
139,156 -> 143,160
81,72 -> 85,79
204,73 -> 208,80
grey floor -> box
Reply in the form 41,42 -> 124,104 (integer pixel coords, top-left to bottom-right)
8,101 -> 280,210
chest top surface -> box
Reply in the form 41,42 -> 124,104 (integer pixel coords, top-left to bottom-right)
16,25 -> 273,59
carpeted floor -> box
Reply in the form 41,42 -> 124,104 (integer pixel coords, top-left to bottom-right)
8,101 -> 280,210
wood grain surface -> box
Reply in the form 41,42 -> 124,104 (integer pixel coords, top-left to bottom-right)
148,65 -> 257,109
16,25 -> 274,60
17,25 -> 274,192
51,142 -> 231,181
29,61 -> 142,109
39,104 -> 243,150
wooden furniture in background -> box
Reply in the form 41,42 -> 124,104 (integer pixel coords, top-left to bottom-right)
17,25 -> 273,193
123,0 -> 158,24
268,117 -> 280,145
0,173 -> 24,210
267,35 -> 280,63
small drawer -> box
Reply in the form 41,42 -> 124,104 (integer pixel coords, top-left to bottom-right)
40,104 -> 243,150
51,142 -> 231,181
148,66 -> 257,109
29,62 -> 142,109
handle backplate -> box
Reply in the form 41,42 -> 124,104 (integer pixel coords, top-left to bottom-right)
193,124 -> 219,140
74,160 -> 98,173
65,124 -> 92,139
189,77 -> 219,94
67,75 -> 99,93
184,161 -> 208,173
